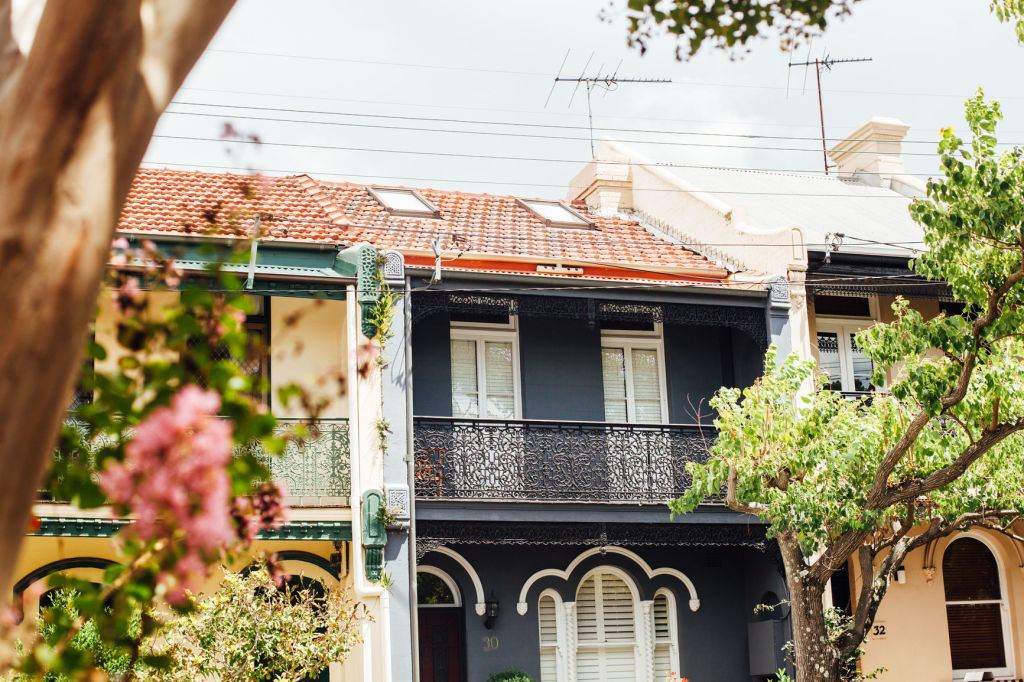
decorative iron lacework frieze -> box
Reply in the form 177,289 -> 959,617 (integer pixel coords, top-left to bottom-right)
415,521 -> 768,559
414,418 -> 713,504
411,291 -> 768,351
29,517 -> 352,541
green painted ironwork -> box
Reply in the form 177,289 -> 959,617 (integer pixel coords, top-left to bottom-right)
53,417 -> 351,507
29,517 -> 352,541
361,490 -> 386,582
334,244 -> 381,338
240,418 -> 351,506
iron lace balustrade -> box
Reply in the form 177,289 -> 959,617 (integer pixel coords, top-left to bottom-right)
50,417 -> 351,508
414,417 -> 713,503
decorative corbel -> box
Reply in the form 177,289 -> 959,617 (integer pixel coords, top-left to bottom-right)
361,490 -> 387,582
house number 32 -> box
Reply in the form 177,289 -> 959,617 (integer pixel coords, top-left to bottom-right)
870,623 -> 887,639
482,636 -> 500,650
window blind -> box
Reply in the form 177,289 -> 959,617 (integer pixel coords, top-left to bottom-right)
601,348 -> 628,422
484,341 -> 515,419
631,349 -> 662,424
450,339 -> 479,417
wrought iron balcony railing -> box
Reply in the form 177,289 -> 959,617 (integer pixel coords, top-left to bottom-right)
414,417 -> 713,503
50,417 -> 351,508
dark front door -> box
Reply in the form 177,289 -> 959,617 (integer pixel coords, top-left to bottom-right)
418,609 -> 463,682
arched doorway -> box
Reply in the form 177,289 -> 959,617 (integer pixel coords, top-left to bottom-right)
575,568 -> 640,681
943,535 -> 1014,678
417,567 -> 465,682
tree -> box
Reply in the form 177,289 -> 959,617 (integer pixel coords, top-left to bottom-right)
143,566 -> 366,682
671,92 -> 1024,682
0,0 -> 236,607
621,0 -> 1024,58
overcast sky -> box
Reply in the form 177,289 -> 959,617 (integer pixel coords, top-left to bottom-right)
143,0 -> 1024,200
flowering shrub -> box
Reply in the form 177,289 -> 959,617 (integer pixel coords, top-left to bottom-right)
6,234 -> 331,679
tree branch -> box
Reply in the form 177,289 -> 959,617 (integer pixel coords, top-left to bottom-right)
725,465 -> 764,515
867,263 -> 1024,508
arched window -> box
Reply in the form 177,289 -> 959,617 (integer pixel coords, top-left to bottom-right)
417,567 -> 461,608
652,589 -> 679,680
575,570 -> 638,681
943,536 -> 1012,677
538,592 -> 561,682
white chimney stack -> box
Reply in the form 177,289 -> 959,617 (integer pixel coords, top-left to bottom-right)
827,117 -> 912,190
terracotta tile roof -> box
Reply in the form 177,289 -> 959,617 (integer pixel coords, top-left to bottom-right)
120,168 -> 728,280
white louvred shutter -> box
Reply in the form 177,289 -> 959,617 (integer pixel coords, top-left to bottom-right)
538,595 -> 559,682
575,573 -> 638,682
450,339 -> 479,417
653,593 -> 673,680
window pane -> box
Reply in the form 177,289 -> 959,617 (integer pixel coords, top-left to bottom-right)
450,339 -> 479,418
944,538 -> 1002,601
602,348 -> 627,422
947,604 -> 1006,669
484,341 -> 515,418
849,334 -> 874,392
631,349 -> 662,423
816,332 -> 844,391
417,573 -> 455,605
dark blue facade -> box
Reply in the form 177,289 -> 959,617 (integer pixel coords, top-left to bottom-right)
408,282 -> 789,682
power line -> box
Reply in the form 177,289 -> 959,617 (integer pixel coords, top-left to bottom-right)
179,86 -> 949,134
159,108 -> 967,157
168,100 -> 986,146
143,161 -> 922,197
203,48 -> 1024,100
149,134 -> 939,177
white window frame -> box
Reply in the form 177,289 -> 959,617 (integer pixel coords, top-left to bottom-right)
652,588 -> 680,680
942,532 -> 1016,681
600,325 -> 669,424
450,319 -> 522,420
814,318 -> 877,395
574,566 -> 643,682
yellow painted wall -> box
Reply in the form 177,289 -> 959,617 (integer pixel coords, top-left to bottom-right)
12,535 -> 370,679
856,526 -> 1024,682
270,298 -> 349,419
95,291 -> 349,419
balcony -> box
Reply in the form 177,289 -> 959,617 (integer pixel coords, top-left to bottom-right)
51,417 -> 351,508
413,417 -> 712,504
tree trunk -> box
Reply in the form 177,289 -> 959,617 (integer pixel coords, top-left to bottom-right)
778,532 -> 843,682
0,0 -> 235,603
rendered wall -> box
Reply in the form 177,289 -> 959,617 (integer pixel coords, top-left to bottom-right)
420,542 -> 786,682
856,526 -> 1024,681
270,297 -> 349,419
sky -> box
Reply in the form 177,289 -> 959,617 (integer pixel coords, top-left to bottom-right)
143,0 -> 1024,200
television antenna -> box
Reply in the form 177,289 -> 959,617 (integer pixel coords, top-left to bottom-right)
787,52 -> 872,174
545,50 -> 671,155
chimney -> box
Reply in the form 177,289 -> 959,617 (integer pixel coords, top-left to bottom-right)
567,140 -> 633,212
827,117 -> 910,189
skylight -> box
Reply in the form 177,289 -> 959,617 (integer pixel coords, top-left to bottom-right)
518,199 -> 592,228
369,187 -> 440,218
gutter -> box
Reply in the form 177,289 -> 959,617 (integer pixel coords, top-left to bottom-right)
346,285 -> 390,682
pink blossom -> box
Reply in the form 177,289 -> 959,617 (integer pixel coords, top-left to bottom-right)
112,238 -> 129,251
113,277 -> 143,314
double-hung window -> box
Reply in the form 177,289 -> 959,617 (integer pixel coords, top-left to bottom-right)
815,322 -> 874,395
600,328 -> 668,424
450,320 -> 520,419
814,295 -> 877,396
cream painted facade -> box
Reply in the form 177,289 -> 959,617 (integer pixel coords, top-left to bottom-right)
854,526 -> 1024,682
18,283 -> 394,682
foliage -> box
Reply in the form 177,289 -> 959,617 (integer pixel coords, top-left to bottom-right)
5,234 -> 322,679
141,566 -> 365,682
670,92 -> 1024,680
620,0 -> 1024,59
11,589 -> 136,682
376,504 -> 401,528
367,264 -> 399,348
485,671 -> 535,682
